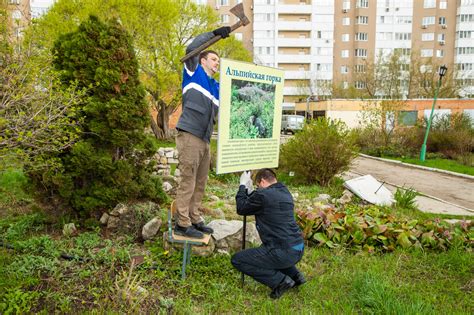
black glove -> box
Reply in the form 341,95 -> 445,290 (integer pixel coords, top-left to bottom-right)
213,26 -> 231,38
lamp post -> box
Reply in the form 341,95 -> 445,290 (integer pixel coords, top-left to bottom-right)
420,65 -> 447,162
306,95 -> 317,120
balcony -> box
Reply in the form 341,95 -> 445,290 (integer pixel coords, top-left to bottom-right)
284,70 -> 312,80
277,54 -> 312,63
277,4 -> 312,14
277,37 -> 312,47
277,21 -> 312,31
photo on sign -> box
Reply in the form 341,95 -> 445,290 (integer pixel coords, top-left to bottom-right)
230,79 -> 276,139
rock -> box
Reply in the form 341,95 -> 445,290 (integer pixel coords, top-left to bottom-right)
162,181 -> 173,192
110,203 -> 129,217
292,192 -> 299,200
213,208 -> 225,219
158,169 -> 171,176
173,150 -> 179,159
314,194 -> 331,203
99,213 -> 109,225
209,195 -> 220,202
142,217 -> 162,240
174,168 -> 181,177
207,219 -> 261,252
160,157 -> 168,164
337,190 -> 353,204
63,223 -> 77,236
157,164 -> 171,169
168,158 -> 179,164
165,151 -> 174,158
158,148 -> 165,157
107,216 -> 121,230
162,232 -> 215,257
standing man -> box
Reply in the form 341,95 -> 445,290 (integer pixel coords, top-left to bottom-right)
174,26 -> 232,239
231,169 -> 306,299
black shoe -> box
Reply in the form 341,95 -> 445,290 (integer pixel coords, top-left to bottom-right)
292,272 -> 306,286
174,224 -> 204,239
192,222 -> 214,234
270,276 -> 295,299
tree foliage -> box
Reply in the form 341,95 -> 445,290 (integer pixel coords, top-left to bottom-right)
28,16 -> 165,213
0,2 -> 86,166
28,0 -> 251,139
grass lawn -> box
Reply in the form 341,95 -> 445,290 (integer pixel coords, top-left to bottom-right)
381,156 -> 474,176
1,165 -> 473,314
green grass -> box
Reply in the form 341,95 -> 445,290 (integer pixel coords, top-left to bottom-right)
382,156 -> 474,176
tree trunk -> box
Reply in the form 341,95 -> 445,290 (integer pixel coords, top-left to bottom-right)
151,99 -> 171,140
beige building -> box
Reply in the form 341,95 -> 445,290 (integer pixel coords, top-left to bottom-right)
3,0 -> 30,41
203,0 -> 474,109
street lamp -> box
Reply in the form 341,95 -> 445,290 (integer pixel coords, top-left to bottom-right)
419,65 -> 448,161
306,95 -> 317,120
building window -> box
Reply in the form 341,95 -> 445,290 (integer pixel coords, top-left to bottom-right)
355,64 -> 366,73
377,32 -> 393,41
356,16 -> 368,24
422,16 -> 435,25
394,48 -> 411,56
457,31 -> 473,39
395,33 -> 411,40
423,0 -> 436,8
342,34 -> 350,42
355,81 -> 366,89
395,16 -> 412,24
378,16 -> 393,24
436,50 -> 444,57
219,0 -> 229,5
355,49 -> 368,57
438,17 -> 446,25
356,0 -> 369,8
343,0 -> 350,10
398,111 -> 418,126
421,49 -> 433,57
341,50 -> 349,58
12,10 -> 22,20
439,1 -> 447,9
220,14 -> 229,24
422,33 -> 434,41
438,33 -> 445,41
341,65 -> 349,74
342,17 -> 350,25
355,32 -> 368,41
234,33 -> 243,41
459,14 -> 474,22
343,81 -> 349,89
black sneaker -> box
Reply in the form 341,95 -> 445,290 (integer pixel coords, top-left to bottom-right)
292,272 -> 306,286
192,222 -> 214,234
174,224 -> 204,239
270,276 -> 295,299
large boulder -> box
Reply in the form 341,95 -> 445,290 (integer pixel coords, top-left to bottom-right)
207,219 -> 261,253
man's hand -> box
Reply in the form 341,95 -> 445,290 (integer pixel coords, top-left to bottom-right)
213,26 -> 231,38
240,171 -> 251,186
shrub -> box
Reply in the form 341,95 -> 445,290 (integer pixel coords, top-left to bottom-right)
27,16 -> 166,214
280,118 -> 358,186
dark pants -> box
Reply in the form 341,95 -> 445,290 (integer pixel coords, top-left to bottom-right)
231,245 -> 304,289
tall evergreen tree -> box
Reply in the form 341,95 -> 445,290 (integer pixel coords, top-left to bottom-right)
31,15 -> 165,213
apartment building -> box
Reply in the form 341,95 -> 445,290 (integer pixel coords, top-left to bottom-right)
3,0 -> 30,41
205,0 -> 474,109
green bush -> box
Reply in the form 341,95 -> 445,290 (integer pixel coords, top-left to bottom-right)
394,187 -> 419,210
280,118 -> 358,186
27,16 -> 166,214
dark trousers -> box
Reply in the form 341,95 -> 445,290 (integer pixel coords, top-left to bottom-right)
231,245 -> 304,289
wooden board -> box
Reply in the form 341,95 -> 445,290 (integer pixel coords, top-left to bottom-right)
171,231 -> 212,245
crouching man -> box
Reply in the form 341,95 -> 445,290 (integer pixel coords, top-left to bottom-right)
231,169 -> 306,299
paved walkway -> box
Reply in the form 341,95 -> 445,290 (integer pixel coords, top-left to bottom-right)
344,156 -> 474,216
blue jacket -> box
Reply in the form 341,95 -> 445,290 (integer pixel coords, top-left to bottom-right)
177,32 -> 219,143
235,182 -> 304,249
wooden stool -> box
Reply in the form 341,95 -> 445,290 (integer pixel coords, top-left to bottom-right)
167,200 -> 211,279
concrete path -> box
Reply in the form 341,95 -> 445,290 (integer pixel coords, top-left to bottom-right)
343,156 -> 474,216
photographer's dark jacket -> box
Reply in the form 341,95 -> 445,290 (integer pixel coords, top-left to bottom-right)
235,182 -> 303,249
177,32 -> 219,143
